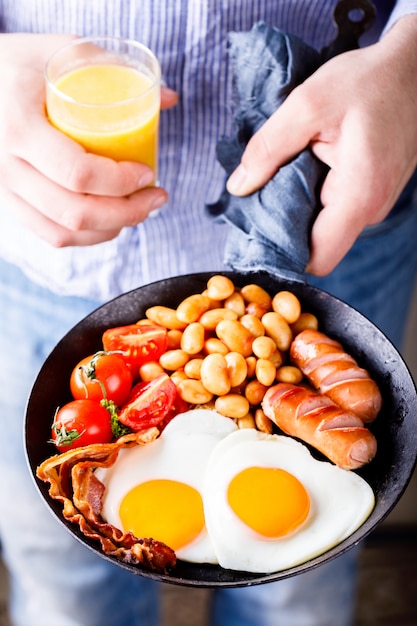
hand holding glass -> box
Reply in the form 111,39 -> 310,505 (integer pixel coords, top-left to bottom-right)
45,36 -> 161,178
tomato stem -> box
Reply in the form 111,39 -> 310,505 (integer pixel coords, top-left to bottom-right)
50,422 -> 85,447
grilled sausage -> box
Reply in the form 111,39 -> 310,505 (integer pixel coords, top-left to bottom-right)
290,329 -> 382,423
262,383 -> 377,470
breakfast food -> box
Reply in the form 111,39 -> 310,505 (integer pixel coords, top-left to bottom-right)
95,410 -> 238,564
36,427 -> 177,573
36,274 -> 382,575
262,383 -> 377,470
39,409 -> 375,574
204,425 -> 374,573
290,329 -> 382,423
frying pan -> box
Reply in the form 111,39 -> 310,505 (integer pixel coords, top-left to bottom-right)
25,270 -> 417,587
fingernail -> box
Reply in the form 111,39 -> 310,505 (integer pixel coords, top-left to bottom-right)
138,170 -> 156,188
147,192 -> 167,218
226,164 -> 247,195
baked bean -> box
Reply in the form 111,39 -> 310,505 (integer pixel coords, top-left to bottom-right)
255,358 -> 277,386
215,394 -> 250,419
170,369 -> 189,386
159,349 -> 189,371
184,358 -> 204,379
141,277 -> 320,434
216,319 -> 254,357
224,352 -> 248,387
254,408 -> 273,434
138,361 -> 165,382
245,301 -> 268,319
176,294 -> 211,324
240,284 -> 272,310
135,318 -> 151,326
204,337 -> 229,356
237,413 -> 256,429
200,353 -> 231,396
206,275 -> 235,300
180,322 -> 205,354
251,335 -> 276,359
199,307 -> 238,331
167,329 -> 183,349
291,312 -> 319,335
275,365 -> 303,384
146,305 -> 187,330
239,313 -> 265,338
245,356 -> 257,378
245,379 -> 268,405
178,379 -> 213,404
201,289 -> 222,308
268,349 -> 283,369
224,291 -> 246,317
272,291 -> 301,324
261,311 -> 293,351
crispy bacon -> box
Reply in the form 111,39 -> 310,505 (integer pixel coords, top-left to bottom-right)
36,428 -> 176,573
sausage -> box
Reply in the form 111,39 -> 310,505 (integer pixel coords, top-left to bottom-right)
290,329 -> 382,423
262,383 -> 377,470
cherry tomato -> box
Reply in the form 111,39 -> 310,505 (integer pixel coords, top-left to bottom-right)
51,399 -> 113,452
70,351 -> 133,407
118,373 -> 177,431
102,324 -> 168,368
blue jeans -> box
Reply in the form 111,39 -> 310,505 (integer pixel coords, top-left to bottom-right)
1,196 -> 417,626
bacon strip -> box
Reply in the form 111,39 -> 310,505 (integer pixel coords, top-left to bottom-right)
36,429 -> 176,573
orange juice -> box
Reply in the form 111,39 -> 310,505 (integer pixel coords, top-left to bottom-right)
47,64 -> 160,172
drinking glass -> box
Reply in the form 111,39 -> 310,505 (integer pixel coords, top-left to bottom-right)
45,36 -> 161,177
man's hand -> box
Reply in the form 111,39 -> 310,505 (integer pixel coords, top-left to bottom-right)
0,33 -> 178,247
226,16 -> 417,275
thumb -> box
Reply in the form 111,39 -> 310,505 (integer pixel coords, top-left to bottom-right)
226,88 -> 316,196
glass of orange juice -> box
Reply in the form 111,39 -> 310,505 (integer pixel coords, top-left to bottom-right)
45,36 -> 161,179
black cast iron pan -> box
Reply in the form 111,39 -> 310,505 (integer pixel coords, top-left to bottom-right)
25,270 -> 417,588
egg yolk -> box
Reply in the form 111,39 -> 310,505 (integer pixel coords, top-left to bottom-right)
227,467 -> 310,538
119,479 -> 205,550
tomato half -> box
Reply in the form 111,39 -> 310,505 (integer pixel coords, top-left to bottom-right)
118,373 -> 177,431
70,351 -> 133,407
102,324 -> 168,368
51,399 -> 113,452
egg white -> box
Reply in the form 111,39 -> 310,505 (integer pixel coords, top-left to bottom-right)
95,409 -> 237,563
203,428 -> 375,573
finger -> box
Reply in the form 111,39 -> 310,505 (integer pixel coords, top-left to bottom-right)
226,86 -> 318,196
306,201 -> 366,276
13,116 -> 156,196
7,155 -> 168,232
306,165 -> 372,276
161,86 -> 179,109
308,141 -> 417,275
1,187 -> 121,247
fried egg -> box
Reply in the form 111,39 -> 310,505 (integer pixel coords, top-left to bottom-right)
95,409 -> 237,563
96,409 -> 374,573
203,428 -> 375,573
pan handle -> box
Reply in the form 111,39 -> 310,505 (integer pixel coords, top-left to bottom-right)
321,0 -> 376,62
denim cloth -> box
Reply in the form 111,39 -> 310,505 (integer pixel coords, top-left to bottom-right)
207,22 -> 326,280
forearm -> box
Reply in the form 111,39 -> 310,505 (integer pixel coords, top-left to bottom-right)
377,14 -> 417,155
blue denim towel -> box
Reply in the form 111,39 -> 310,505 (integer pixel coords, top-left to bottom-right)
207,22 -> 326,281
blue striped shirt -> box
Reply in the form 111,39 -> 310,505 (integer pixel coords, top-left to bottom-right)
0,0 -> 415,300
